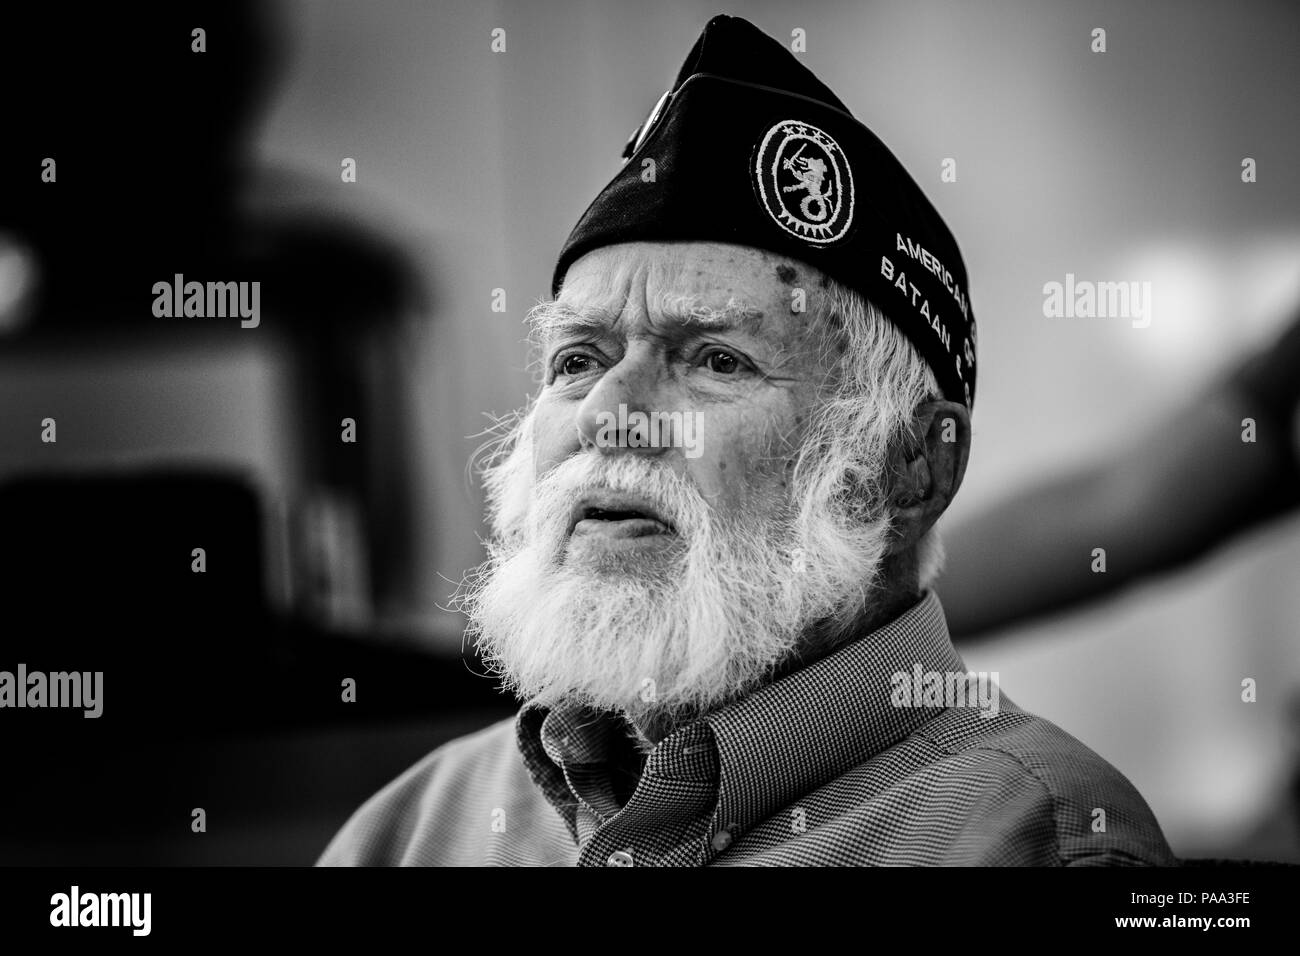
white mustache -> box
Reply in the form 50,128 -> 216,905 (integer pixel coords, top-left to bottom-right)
528,454 -> 707,543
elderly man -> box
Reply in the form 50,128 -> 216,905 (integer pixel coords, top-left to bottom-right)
319,15 -> 1175,866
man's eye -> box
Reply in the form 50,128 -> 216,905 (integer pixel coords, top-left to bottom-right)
558,353 -> 598,376
704,349 -> 741,374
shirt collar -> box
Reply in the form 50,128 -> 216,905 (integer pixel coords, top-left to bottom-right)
703,589 -> 968,839
515,589 -> 968,846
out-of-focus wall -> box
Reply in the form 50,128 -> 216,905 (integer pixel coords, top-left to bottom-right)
253,0 -> 1300,858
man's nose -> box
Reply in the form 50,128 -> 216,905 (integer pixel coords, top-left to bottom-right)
575,346 -> 670,456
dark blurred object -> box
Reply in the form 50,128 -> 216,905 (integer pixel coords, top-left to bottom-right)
942,303 -> 1300,640
0,1 -> 430,626
0,2 -> 277,319
0,468 -> 512,865
0,1 -> 423,330
0,4 -> 507,865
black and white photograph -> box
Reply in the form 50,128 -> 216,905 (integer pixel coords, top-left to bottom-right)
1,0 -> 1296,938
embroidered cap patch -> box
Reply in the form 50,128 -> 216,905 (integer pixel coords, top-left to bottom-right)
753,119 -> 855,245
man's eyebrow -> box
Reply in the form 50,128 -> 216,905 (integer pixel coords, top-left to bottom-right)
526,301 -> 621,345
654,292 -> 765,331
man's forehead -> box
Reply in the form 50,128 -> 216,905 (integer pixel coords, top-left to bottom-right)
533,297 -> 763,335
544,241 -> 825,338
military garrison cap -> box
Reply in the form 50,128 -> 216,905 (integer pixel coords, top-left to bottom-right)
553,14 -> 978,410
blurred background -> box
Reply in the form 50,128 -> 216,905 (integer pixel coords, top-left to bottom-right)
0,0 -> 1297,864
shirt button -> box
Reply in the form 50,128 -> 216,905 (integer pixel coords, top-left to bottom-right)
606,849 -> 635,867
711,829 -> 733,852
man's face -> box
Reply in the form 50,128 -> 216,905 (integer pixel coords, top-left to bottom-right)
460,241 -> 898,731
531,240 -> 836,570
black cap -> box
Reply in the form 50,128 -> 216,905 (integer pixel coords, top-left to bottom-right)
553,14 -> 977,410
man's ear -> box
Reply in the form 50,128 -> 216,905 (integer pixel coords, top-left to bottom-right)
886,400 -> 971,554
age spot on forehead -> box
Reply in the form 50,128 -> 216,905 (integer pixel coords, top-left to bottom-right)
775,264 -> 799,286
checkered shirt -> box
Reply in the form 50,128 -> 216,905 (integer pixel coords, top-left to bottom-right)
318,590 -> 1177,866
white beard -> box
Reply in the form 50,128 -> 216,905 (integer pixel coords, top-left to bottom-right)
456,428 -> 896,729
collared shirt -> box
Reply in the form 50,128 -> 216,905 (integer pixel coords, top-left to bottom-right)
318,590 -> 1177,866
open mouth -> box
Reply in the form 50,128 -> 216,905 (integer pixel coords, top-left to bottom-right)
569,492 -> 676,539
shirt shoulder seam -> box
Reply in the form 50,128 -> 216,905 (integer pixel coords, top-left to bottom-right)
915,718 -> 1068,866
